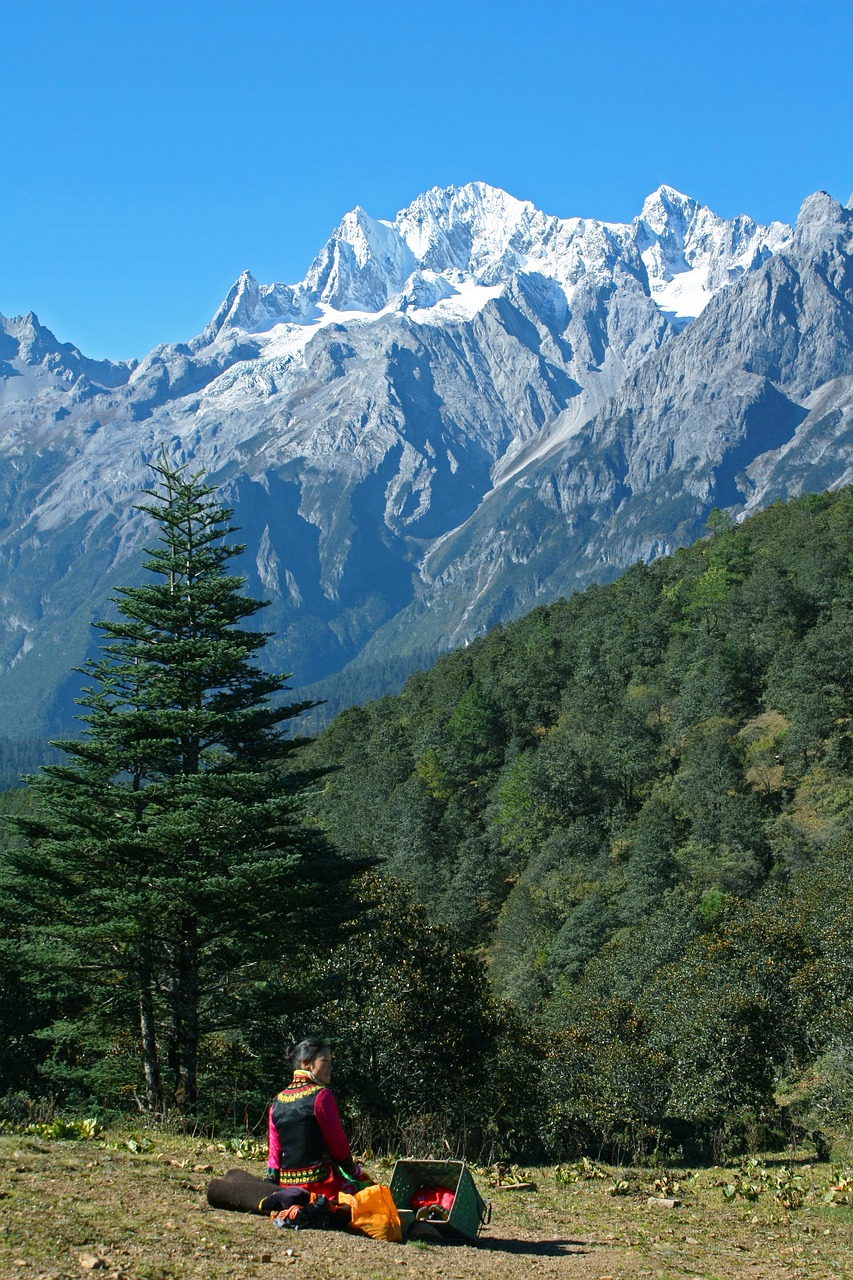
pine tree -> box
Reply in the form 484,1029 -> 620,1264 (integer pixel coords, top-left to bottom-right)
2,461 -> 351,1114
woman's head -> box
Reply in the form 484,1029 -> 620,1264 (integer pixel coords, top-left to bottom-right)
287,1036 -> 332,1084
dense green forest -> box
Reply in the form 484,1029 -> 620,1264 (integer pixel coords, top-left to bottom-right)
3,487 -> 853,1163
300,490 -> 853,1156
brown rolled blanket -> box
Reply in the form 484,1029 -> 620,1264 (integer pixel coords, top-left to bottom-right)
206,1167 -> 307,1214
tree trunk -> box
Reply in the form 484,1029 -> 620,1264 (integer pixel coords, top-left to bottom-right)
138,941 -> 160,1112
172,916 -> 200,1113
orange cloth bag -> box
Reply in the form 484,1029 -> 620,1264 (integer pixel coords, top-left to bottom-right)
339,1184 -> 402,1242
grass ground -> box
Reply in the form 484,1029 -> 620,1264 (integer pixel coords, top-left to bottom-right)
1,1131 -> 852,1280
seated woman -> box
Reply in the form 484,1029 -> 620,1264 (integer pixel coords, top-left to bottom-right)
266,1035 -> 369,1205
209,1037 -> 399,1237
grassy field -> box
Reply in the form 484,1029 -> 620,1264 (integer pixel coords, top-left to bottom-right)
1,1130 -> 852,1280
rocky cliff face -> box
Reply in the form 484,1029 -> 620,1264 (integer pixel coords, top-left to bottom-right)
369,191 -> 853,668
2,181 -> 850,760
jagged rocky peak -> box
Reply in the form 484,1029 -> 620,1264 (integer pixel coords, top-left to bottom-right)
654,184 -> 786,258
3,309 -> 50,360
303,205 -> 416,311
400,179 -> 531,233
797,189 -> 845,225
1,309 -> 88,366
393,181 -> 639,291
301,182 -> 546,307
634,185 -> 791,323
638,184 -> 699,237
0,309 -> 135,386
778,194 -> 850,335
792,190 -> 852,258
394,181 -> 545,280
198,180 -> 796,346
207,269 -> 263,331
198,270 -> 304,345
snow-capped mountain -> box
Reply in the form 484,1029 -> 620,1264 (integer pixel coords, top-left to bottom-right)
3,179 -> 850,778
364,190 -> 853,667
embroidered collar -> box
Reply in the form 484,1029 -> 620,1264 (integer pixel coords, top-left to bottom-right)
277,1069 -> 324,1103
292,1069 -> 319,1085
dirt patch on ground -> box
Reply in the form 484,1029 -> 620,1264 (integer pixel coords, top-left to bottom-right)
1,1135 -> 850,1279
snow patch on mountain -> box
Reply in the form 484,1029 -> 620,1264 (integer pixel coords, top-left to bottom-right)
196,182 -> 789,351
636,185 -> 790,327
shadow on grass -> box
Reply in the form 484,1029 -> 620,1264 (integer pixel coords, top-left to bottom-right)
417,1237 -> 592,1257
480,1237 -> 591,1257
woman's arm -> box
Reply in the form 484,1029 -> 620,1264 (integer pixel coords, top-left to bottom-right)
313,1088 -> 352,1164
314,1090 -> 373,1184
266,1104 -> 281,1182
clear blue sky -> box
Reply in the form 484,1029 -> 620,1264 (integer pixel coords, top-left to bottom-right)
2,0 -> 850,361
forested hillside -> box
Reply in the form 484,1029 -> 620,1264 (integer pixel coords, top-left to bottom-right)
302,489 -> 853,1153
3,489 -> 853,1163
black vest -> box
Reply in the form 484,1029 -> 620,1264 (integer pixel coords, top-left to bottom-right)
270,1079 -> 329,1179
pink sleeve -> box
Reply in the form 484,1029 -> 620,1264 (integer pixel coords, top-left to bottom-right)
267,1103 -> 281,1169
313,1088 -> 351,1163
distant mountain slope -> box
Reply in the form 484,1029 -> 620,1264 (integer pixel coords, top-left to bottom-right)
3,181 -> 851,776
341,192 -> 853,673
301,488 -> 853,982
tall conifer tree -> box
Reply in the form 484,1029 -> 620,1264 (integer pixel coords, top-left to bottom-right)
2,461 -> 350,1113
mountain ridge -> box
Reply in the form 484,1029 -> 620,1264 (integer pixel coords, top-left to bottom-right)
0,181 -> 849,772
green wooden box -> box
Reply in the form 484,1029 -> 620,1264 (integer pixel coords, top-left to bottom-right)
389,1158 -> 490,1241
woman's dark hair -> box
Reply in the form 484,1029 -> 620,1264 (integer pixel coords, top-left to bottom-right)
286,1036 -> 330,1069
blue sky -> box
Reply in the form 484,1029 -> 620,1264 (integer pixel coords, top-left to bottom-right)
2,0 -> 851,361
